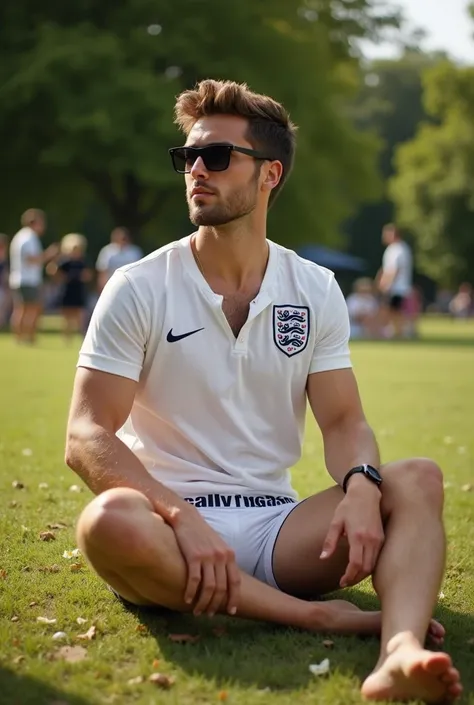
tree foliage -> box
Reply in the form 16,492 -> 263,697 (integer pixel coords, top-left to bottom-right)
345,50 -> 442,275
390,61 -> 474,286
0,0 -> 398,253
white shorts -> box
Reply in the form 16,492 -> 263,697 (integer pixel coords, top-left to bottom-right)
184,493 -> 302,589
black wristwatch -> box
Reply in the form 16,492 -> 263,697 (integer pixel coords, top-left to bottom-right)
342,464 -> 383,494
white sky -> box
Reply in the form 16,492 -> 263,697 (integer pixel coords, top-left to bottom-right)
362,0 -> 474,64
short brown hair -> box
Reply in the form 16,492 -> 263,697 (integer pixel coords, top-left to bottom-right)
174,79 -> 297,205
21,208 -> 46,227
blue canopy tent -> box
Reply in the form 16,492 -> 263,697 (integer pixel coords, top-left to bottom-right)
297,245 -> 366,273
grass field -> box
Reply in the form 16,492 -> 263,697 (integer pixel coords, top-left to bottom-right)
0,317 -> 473,705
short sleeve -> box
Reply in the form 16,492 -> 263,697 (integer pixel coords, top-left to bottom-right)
21,236 -> 41,260
309,275 -> 352,374
96,246 -> 111,272
77,271 -> 148,381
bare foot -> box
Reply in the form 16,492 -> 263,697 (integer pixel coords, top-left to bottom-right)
361,631 -> 462,702
321,601 -> 445,645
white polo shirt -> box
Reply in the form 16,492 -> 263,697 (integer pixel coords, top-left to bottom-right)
9,227 -> 43,288
382,240 -> 413,296
78,235 -> 352,500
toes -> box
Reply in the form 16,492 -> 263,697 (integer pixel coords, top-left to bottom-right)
423,653 -> 453,676
440,667 -> 460,684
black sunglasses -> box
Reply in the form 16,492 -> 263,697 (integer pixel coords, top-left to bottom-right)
169,144 -> 273,173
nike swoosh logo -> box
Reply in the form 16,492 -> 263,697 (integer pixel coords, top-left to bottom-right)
166,327 -> 204,343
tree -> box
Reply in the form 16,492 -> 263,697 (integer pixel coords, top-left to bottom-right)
390,61 -> 474,287
0,0 -> 398,251
344,50 -> 443,275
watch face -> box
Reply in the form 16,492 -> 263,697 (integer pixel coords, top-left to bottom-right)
366,465 -> 382,483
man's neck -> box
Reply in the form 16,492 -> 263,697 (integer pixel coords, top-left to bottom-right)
193,220 -> 268,291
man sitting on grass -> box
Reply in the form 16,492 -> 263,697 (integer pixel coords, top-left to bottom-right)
66,79 -> 461,703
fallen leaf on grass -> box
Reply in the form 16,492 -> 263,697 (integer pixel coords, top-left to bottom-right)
148,673 -> 175,689
29,601 -> 38,607
12,638 -> 21,647
21,566 -> 31,572
127,676 -> 144,685
13,655 -> 25,664
322,639 -> 334,649
52,632 -> 68,640
38,483 -> 49,489
69,485 -> 82,493
461,484 -> 472,492
12,481 -> 25,489
47,522 -> 68,530
76,617 -> 88,625
212,626 -> 227,638
37,616 -> 57,624
0,569 -> 7,579
218,691 -> 228,701
167,633 -> 200,644
135,624 -> 148,633
63,549 -> 81,559
54,645 -> 87,662
77,625 -> 97,641
11,616 -> 19,622
152,659 -> 160,669
309,658 -> 330,676
39,531 -> 56,541
70,563 -> 83,572
38,565 -> 60,573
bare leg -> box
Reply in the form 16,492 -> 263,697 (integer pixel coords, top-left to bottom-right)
24,302 -> 42,343
11,300 -> 26,341
77,488 -> 387,636
361,459 -> 462,701
271,458 -> 460,701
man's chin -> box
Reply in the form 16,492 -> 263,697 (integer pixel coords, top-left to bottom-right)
189,207 -> 231,227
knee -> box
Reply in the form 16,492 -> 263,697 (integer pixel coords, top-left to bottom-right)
385,457 -> 444,509
76,487 -> 154,555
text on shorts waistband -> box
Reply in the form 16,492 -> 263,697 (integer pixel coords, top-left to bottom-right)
183,494 -> 296,509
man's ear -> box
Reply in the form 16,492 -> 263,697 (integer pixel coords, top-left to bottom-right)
261,160 -> 283,194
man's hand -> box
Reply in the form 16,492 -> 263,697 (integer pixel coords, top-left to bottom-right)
320,479 -> 384,588
171,508 -> 241,617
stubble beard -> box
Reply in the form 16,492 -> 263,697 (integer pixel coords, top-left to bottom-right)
187,177 -> 259,227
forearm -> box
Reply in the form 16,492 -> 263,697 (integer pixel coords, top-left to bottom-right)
322,418 -> 380,487
66,424 -> 195,526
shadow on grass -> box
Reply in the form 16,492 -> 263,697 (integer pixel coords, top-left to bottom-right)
0,667 -> 93,705
120,590 -> 474,696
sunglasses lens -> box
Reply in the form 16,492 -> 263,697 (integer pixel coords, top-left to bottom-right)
202,146 -> 231,171
171,145 -> 232,172
171,148 -> 193,173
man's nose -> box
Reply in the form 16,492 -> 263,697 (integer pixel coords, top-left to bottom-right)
190,156 -> 209,180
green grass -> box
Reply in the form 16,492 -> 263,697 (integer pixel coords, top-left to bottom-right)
0,317 -> 473,705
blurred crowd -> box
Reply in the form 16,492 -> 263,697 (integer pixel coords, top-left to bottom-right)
0,211 -> 472,345
346,223 -> 473,341
0,208 -> 143,344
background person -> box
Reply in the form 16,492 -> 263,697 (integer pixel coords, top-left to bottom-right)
95,227 -> 143,293
345,277 -> 380,339
8,209 -> 58,344
377,223 -> 413,339
449,282 -> 473,319
47,233 -> 92,342
0,233 -> 11,329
